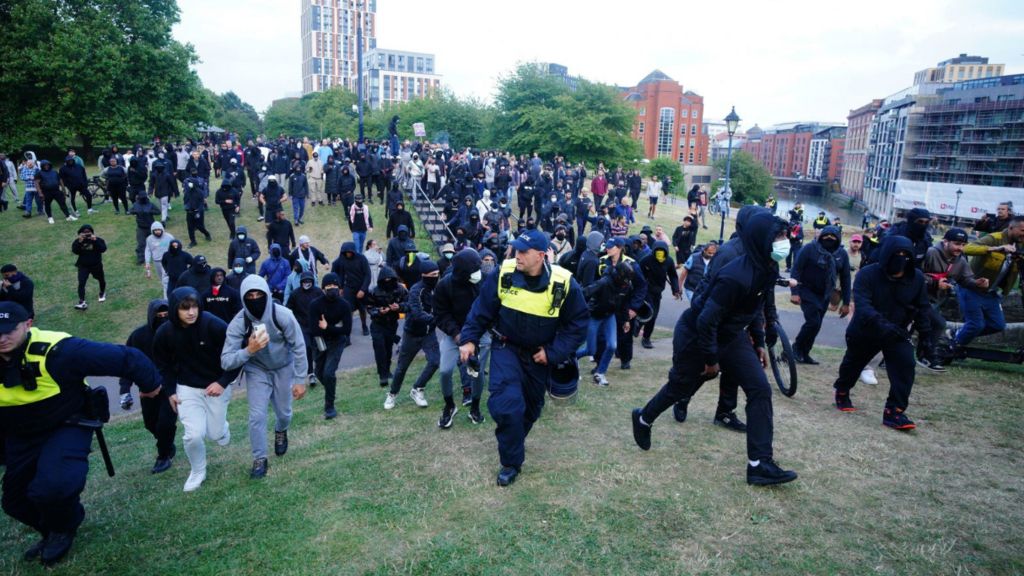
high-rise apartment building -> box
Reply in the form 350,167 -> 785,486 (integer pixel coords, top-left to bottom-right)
913,54 -> 1004,86
361,48 -> 441,109
841,99 -> 883,199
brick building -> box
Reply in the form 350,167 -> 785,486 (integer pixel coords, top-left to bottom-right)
841,99 -> 883,199
621,70 -> 708,166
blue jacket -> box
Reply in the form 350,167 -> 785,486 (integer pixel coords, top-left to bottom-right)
460,263 -> 589,366
259,244 -> 292,293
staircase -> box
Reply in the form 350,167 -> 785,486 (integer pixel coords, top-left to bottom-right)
407,188 -> 453,255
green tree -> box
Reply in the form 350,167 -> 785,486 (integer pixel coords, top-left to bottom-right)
263,98 -> 316,138
643,158 -> 685,193
0,0 -> 210,154
211,91 -> 262,138
711,151 -> 774,204
370,90 -> 494,150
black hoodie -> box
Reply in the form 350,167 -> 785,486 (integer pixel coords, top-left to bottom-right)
152,286 -> 240,394
161,240 -> 193,293
177,256 -> 212,295
367,267 -> 408,328
119,299 -> 169,389
330,241 -> 371,295
847,235 -> 931,342
639,241 -> 680,298
285,271 -> 322,332
201,269 -> 242,323
433,249 -> 481,338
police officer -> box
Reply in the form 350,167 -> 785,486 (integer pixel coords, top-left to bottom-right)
631,212 -> 799,486
0,302 -> 162,566
832,236 -> 931,430
459,229 -> 588,486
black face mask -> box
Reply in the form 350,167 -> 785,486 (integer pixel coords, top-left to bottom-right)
422,276 -> 439,289
169,244 -> 180,254
819,237 -> 839,252
380,278 -> 396,291
887,253 -> 911,277
325,287 -> 340,300
556,233 -> 566,240
271,248 -> 282,258
301,281 -> 313,291
153,315 -> 169,331
909,220 -> 929,238
244,292 -> 268,319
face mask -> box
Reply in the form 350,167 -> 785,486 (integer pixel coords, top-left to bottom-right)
233,266 -> 244,274
481,261 -> 496,275
655,251 -> 666,263
469,270 -> 483,284
301,281 -> 313,290
356,201 -> 363,207
771,239 -> 790,262
345,252 -> 354,260
556,233 -> 566,240
271,248 -> 281,258
887,254 -> 911,276
422,276 -> 439,289
819,237 -> 839,252
169,244 -> 180,254
325,287 -> 340,300
444,252 -> 454,260
153,315 -> 169,330
237,233 -> 246,240
244,293 -> 268,319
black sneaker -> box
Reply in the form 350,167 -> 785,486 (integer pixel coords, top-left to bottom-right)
274,430 -> 288,456
641,338 -> 654,349
324,406 -> 338,420
40,531 -> 76,566
23,535 -> 48,561
497,466 -> 519,486
309,375 -> 318,388
379,378 -> 389,388
713,412 -> 747,432
672,400 -> 688,423
362,326 -> 370,336
250,457 -> 269,479
151,457 -> 173,474
835,391 -> 856,412
468,407 -> 485,424
620,361 -> 631,370
438,405 -> 457,429
631,408 -> 651,451
883,408 -> 916,431
746,459 -> 798,486
920,357 -> 947,373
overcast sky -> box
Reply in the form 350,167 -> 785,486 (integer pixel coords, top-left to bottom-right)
173,0 -> 1024,130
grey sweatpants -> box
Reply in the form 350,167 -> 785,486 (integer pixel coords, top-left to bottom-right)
245,365 -> 294,459
438,332 -> 491,399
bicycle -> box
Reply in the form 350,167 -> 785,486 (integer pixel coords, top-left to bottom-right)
766,318 -> 798,397
86,176 -> 110,205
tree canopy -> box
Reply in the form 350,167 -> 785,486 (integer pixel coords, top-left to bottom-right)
711,150 -> 774,204
208,90 -> 262,139
0,0 -> 210,153
643,158 -> 685,193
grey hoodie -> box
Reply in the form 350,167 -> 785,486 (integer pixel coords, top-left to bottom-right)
145,221 -> 175,265
221,275 -> 307,379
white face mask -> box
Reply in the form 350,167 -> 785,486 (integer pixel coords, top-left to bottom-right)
469,270 -> 483,284
771,239 -> 790,262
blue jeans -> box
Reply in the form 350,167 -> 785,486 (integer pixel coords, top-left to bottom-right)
23,189 -> 42,215
293,197 -> 306,222
577,315 -> 617,374
954,289 -> 1006,347
353,231 -> 366,254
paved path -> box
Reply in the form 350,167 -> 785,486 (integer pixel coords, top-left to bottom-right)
99,286 -> 845,417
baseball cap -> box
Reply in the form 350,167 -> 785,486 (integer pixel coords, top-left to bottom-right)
511,229 -> 549,252
605,237 -> 626,249
0,302 -> 30,334
944,228 -> 969,243
299,235 -> 311,245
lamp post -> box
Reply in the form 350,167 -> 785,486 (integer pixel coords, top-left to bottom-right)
355,2 -> 365,144
953,187 -> 963,227
719,106 -> 741,243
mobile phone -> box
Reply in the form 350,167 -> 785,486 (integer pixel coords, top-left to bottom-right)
252,321 -> 266,337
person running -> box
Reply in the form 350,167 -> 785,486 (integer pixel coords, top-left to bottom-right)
789,225 -> 851,365
434,249 -> 488,421
309,273 -> 353,419
221,276 -> 308,479
153,287 -> 240,492
384,260 -> 441,412
331,241 -> 371,336
286,271 -> 322,386
71,225 -> 107,310
366,267 -> 408,389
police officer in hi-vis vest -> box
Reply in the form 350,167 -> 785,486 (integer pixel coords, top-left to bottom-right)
0,302 -> 161,566
459,229 -> 588,486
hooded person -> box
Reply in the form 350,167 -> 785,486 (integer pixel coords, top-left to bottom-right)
201,267 -> 241,324
226,257 -> 249,292
386,224 -> 411,269
330,241 -> 371,335
228,225 -> 261,274
36,159 -> 74,222
1,263 -> 35,318
161,239 -> 193,295
177,255 -> 213,295
120,299 -> 178,473
433,249 -> 489,421
259,243 -> 291,301
631,211 -> 799,487
366,267 -> 409,388
58,155 -> 90,215
386,200 -> 415,239
638,240 -> 681,348
396,240 -> 423,288
868,207 -> 933,269
215,179 -> 241,238
221,275 -> 308,479
576,231 -> 606,287
286,271 -> 322,385
789,225 -> 851,365
145,221 -> 175,296
129,192 -> 161,263
309,272 -> 353,419
147,158 -> 178,220
153,286 -> 241,492
385,259 -> 442,410
831,235 -> 931,431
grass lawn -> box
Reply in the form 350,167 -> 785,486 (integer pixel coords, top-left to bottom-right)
1,347 -> 1021,575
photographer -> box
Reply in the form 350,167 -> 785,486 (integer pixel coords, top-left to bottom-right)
71,225 -> 107,310
974,202 -> 1014,235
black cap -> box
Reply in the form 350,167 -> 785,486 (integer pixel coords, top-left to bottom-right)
0,302 -> 30,334
0,264 -> 16,274
944,228 -> 968,243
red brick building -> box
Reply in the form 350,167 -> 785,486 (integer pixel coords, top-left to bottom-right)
840,99 -> 883,199
744,122 -> 844,178
621,70 -> 708,166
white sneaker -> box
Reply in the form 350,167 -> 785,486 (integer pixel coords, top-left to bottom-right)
98,293 -> 106,302
593,373 -> 609,387
74,301 -> 88,311
47,217 -> 55,224
183,469 -> 206,492
66,214 -> 78,221
859,368 -> 878,385
409,387 -> 428,407
87,208 -> 97,214
384,393 -> 397,410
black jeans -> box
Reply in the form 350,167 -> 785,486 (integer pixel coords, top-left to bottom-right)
42,190 -> 70,218
642,320 -> 772,461
835,334 -> 916,411
186,210 -> 210,244
315,339 -> 345,410
110,184 -> 128,213
794,298 -> 827,356
390,330 -> 441,394
221,207 -> 237,238
642,296 -> 662,340
370,322 -> 399,381
77,265 -> 106,300
140,388 -> 177,459
68,185 -> 91,212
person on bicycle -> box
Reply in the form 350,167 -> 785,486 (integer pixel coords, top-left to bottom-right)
921,228 -> 988,371
950,215 -> 1024,355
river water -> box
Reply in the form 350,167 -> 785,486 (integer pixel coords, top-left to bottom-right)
772,189 -> 865,229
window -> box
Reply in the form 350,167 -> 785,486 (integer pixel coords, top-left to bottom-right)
657,108 -> 675,158
638,107 -> 645,116
691,124 -> 697,135
681,109 -> 689,118
638,121 -> 645,134
681,124 -> 688,135
689,138 -> 696,148
688,152 -> 695,163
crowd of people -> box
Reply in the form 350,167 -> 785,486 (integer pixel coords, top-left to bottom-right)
0,132 -> 1021,566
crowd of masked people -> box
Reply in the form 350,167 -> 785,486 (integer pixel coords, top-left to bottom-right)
2,128 -> 1022,565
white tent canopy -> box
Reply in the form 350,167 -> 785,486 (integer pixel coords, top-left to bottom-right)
893,180 -> 1021,220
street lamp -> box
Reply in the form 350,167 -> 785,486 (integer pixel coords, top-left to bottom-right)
953,187 -> 963,227
355,1 -> 365,144
720,106 -> 741,243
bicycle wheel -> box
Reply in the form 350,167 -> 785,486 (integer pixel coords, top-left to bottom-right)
768,320 -> 798,397
87,182 -> 108,205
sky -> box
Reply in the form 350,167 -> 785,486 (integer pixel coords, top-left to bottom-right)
173,0 -> 1024,130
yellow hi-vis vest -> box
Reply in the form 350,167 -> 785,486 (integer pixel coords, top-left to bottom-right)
0,328 -> 70,408
497,259 -> 572,318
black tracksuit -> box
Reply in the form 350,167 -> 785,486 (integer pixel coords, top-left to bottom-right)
638,242 -> 680,340
152,287 -> 240,396
331,243 -> 371,329
309,292 -> 353,409
120,299 -> 177,460
72,235 -> 107,301
215,185 -> 241,237
366,268 -> 408,382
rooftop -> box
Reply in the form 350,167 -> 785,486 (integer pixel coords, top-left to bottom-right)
637,69 -> 674,85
